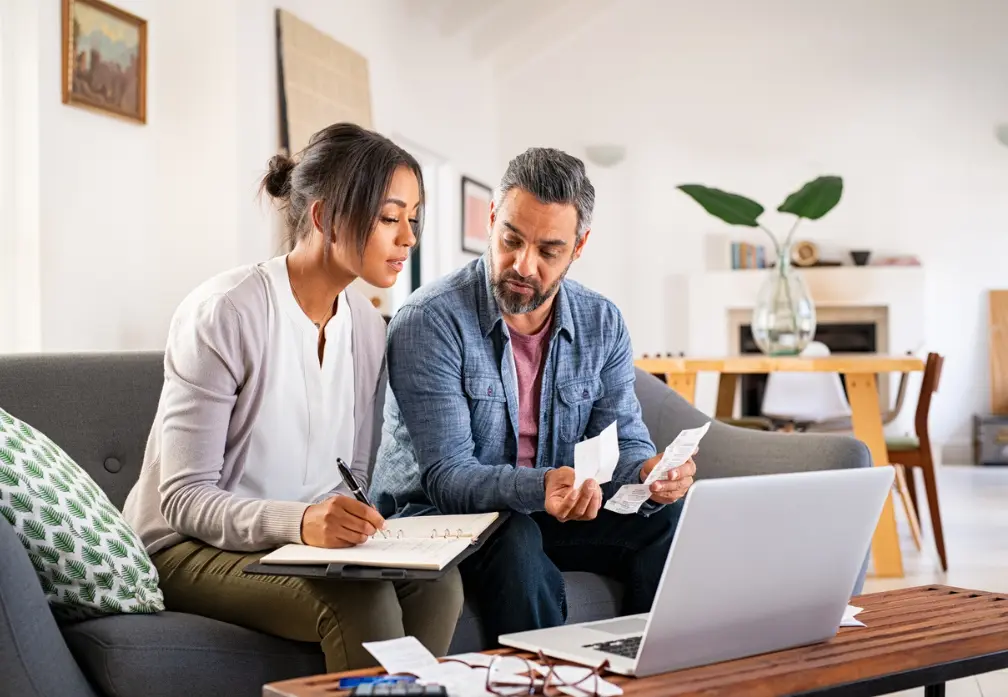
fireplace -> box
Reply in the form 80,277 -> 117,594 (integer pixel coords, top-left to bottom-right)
727,306 -> 890,418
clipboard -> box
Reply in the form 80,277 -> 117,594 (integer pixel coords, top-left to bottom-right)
242,511 -> 510,581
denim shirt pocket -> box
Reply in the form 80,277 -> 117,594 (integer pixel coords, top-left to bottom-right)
463,373 -> 509,445
556,377 -> 604,443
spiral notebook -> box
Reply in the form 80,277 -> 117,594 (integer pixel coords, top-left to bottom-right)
251,512 -> 505,577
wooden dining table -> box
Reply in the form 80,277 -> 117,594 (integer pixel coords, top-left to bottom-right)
635,354 -> 926,578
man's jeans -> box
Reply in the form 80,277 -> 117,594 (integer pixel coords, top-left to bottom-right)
458,500 -> 684,642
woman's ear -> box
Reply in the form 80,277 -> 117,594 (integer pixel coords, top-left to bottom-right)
310,200 -> 325,235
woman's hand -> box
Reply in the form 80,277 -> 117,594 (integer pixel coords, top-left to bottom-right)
300,496 -> 386,548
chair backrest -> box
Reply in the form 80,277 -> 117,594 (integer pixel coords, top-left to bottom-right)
914,352 -> 944,444
760,341 -> 852,423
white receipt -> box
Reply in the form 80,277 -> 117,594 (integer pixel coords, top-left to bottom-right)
361,636 -> 438,676
604,422 -> 710,515
574,420 -> 619,488
842,605 -> 865,628
603,484 -> 652,514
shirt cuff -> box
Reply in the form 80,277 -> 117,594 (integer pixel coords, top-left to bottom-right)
260,500 -> 312,545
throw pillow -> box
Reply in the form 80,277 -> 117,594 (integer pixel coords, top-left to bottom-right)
0,407 -> 164,621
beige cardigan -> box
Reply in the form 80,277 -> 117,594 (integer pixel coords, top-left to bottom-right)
123,260 -> 388,555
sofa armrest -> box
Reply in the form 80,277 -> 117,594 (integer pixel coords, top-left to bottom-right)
0,516 -> 99,697
634,369 -> 872,595
634,369 -> 872,477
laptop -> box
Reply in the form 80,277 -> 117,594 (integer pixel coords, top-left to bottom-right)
498,465 -> 895,677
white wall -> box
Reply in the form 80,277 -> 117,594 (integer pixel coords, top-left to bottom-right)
9,0 -> 497,353
495,0 -> 1008,455
235,0 -> 500,282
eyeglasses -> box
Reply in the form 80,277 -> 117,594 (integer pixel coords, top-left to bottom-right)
441,651 -> 612,697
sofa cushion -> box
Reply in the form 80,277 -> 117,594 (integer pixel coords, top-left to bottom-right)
63,611 -> 325,697
0,407 -> 164,621
447,571 -> 624,654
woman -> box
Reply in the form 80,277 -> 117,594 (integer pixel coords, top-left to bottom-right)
122,122 -> 463,672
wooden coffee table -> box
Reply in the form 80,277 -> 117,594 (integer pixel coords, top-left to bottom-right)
263,585 -> 1008,697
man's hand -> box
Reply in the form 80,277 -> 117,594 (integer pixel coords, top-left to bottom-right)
640,450 -> 697,505
544,467 -> 602,523
300,496 -> 386,548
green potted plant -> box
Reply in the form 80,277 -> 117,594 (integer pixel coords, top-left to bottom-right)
677,176 -> 844,356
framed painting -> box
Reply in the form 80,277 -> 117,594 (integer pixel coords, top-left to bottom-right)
461,176 -> 492,255
62,0 -> 147,124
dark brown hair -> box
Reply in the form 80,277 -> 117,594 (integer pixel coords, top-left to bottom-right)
260,122 -> 425,257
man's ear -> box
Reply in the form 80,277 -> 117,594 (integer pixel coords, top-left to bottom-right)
572,228 -> 591,260
487,199 -> 497,238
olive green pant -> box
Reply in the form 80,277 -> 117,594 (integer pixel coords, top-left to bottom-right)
152,541 -> 465,673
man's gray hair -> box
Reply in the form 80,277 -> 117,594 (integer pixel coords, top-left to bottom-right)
494,147 -> 595,240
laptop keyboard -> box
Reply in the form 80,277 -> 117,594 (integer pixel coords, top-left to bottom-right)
583,635 -> 642,659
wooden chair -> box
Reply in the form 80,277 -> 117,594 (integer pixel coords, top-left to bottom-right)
886,352 -> 948,571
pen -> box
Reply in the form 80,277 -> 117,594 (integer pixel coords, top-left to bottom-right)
337,457 -> 375,509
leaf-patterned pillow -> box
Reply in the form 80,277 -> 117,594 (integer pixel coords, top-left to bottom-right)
0,407 -> 164,621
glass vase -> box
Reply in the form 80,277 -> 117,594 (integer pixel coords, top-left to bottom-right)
751,244 -> 817,356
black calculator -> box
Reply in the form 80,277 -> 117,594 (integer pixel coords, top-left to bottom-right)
349,682 -> 447,697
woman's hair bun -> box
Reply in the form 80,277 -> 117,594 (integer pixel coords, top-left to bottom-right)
263,153 -> 295,199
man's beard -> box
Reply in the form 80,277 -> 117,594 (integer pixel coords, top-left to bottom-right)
489,246 -> 573,315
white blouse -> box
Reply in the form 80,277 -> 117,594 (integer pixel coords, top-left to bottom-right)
232,255 -> 356,504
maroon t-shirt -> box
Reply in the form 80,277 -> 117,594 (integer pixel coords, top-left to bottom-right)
509,320 -> 552,468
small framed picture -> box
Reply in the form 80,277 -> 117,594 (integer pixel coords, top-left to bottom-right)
460,176 -> 493,255
62,0 -> 147,124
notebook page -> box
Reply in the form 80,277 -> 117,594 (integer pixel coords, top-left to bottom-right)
259,537 -> 471,570
379,512 -> 499,540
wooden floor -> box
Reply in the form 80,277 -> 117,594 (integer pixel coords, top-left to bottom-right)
861,464 -> 1008,696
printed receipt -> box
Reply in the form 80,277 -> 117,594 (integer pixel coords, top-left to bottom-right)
604,421 -> 711,515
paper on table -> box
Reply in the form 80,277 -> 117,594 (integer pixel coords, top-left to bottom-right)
361,636 -> 438,676
535,665 -> 623,696
841,604 -> 865,628
604,422 -> 710,515
574,420 -> 619,488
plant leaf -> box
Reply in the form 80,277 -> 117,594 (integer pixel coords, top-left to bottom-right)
6,436 -> 26,454
27,551 -> 45,573
0,410 -> 14,426
63,589 -> 82,606
80,582 -> 96,603
133,553 -> 152,575
36,483 -> 60,506
53,531 -> 75,554
39,575 -> 57,596
38,545 -> 62,565
0,449 -> 16,468
82,545 -> 105,566
108,539 -> 129,559
67,500 -> 87,520
41,506 -> 65,527
100,596 -> 123,614
0,505 -> 16,527
116,585 -> 136,601
11,493 -> 33,514
23,461 -> 43,479
51,568 -> 73,586
81,527 -> 102,548
677,184 -> 764,227
94,572 -> 114,591
777,175 -> 843,220
123,566 -> 140,587
66,559 -> 88,581
23,519 -> 46,541
18,423 -> 35,441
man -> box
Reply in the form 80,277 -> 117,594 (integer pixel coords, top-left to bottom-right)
369,147 -> 696,639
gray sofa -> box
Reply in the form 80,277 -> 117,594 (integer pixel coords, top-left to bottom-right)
0,352 -> 872,697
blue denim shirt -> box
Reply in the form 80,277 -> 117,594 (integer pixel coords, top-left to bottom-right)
369,255 -> 658,518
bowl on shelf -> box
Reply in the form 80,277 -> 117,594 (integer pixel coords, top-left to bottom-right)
850,250 -> 872,266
